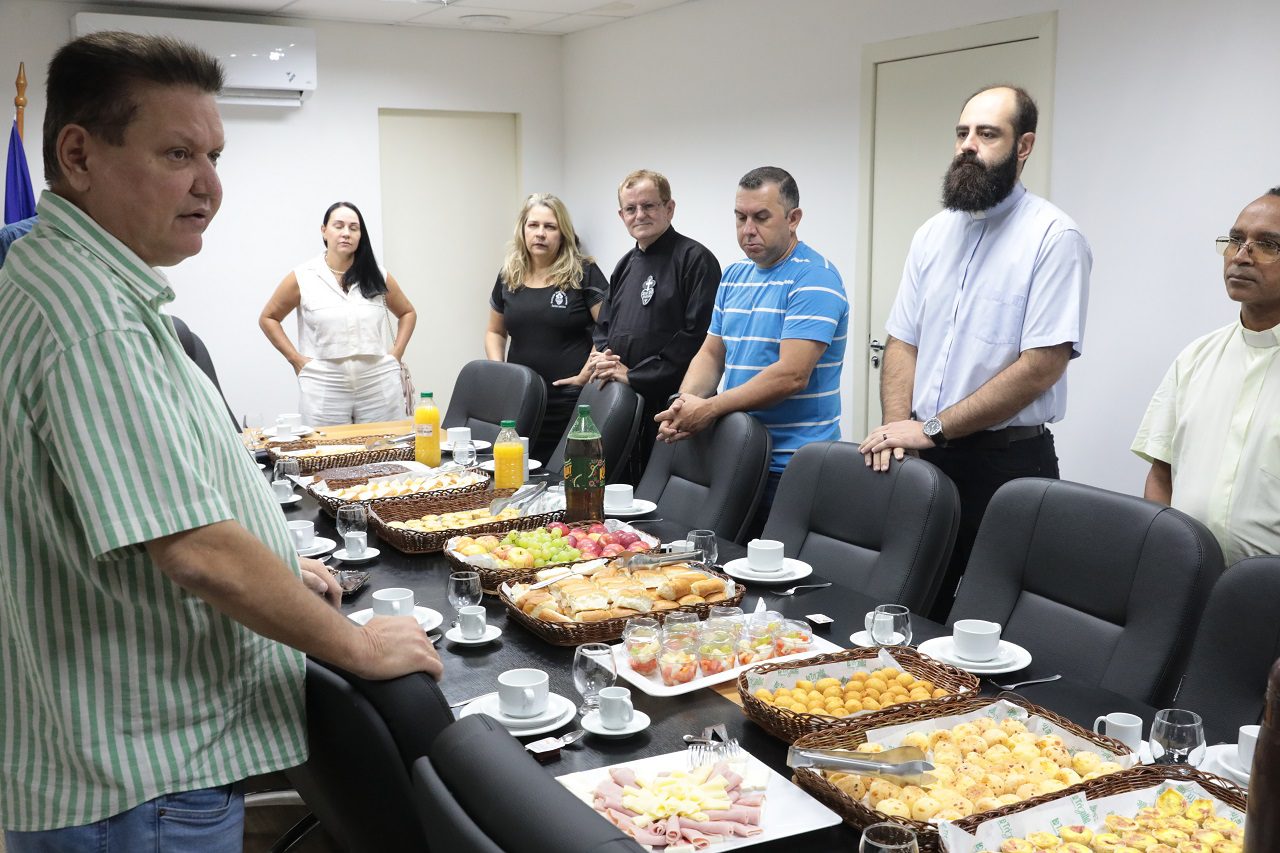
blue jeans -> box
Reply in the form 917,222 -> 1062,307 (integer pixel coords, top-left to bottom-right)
5,784 -> 243,853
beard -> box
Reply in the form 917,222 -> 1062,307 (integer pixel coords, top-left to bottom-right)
941,148 -> 1019,212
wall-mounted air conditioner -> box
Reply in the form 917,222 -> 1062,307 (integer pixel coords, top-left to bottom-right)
72,12 -> 317,107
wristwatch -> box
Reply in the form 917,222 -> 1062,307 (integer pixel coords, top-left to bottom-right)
922,417 -> 947,447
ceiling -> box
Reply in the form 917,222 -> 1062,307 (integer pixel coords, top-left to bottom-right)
73,0 -> 695,35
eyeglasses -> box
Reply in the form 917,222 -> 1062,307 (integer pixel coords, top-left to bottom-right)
1215,236 -> 1280,264
620,201 -> 667,218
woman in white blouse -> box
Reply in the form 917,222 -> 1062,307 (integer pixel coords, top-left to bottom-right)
260,201 -> 417,426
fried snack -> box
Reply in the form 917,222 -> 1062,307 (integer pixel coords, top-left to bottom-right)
751,666 -> 953,718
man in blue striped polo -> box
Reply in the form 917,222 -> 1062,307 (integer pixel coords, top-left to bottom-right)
0,32 -> 441,850
656,167 -> 848,533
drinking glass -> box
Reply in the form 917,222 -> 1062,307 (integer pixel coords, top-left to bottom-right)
1150,708 -> 1206,766
272,458 -> 300,483
447,571 -> 482,615
871,604 -> 912,647
859,821 -> 918,853
707,605 -> 744,642
336,504 -> 367,538
572,642 -> 616,715
687,529 -> 718,566
452,440 -> 477,467
242,411 -> 265,451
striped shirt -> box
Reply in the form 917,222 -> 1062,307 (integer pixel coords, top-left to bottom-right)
709,241 -> 848,472
0,192 -> 306,831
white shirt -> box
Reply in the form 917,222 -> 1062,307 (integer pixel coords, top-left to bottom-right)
1132,319 -> 1280,565
295,254 -> 392,359
886,183 -> 1092,426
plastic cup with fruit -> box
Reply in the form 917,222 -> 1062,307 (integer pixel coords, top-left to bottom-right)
698,645 -> 735,678
773,619 -> 814,657
624,621 -> 661,676
660,611 -> 700,643
737,624 -> 775,666
658,639 -> 700,686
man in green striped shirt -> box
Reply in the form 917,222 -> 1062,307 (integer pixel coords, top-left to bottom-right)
0,33 -> 441,848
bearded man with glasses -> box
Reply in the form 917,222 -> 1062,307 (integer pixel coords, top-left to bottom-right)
1132,188 -> 1280,564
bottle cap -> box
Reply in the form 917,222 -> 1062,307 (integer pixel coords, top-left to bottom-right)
577,404 -> 591,415
500,419 -> 516,428
420,391 -> 433,399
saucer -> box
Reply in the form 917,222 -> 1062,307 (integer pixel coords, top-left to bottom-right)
1206,744 -> 1250,785
348,605 -> 443,633
264,424 -> 315,438
604,499 -> 658,518
332,547 -> 380,563
444,624 -> 502,645
917,636 -> 1032,674
722,557 -> 812,584
581,709 -> 651,738
296,536 -> 337,558
461,692 -> 576,736
441,440 -> 492,452
850,630 -> 908,648
258,462 -> 267,470
479,458 -> 543,472
277,493 -> 302,506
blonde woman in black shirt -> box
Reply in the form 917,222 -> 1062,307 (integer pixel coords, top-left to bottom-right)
486,193 -> 608,462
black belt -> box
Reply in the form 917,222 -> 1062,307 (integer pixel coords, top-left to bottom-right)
945,424 -> 1046,450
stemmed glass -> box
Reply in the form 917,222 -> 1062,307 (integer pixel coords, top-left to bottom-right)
242,411 -> 265,452
859,822 -> 918,853
1150,708 -> 1206,766
687,529 -> 718,567
871,604 -> 912,647
336,504 -> 368,557
572,642 -> 616,716
447,571 -> 482,629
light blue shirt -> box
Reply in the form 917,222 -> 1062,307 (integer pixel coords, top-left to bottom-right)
886,183 -> 1091,427
709,240 -> 847,472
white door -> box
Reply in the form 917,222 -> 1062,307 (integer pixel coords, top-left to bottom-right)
858,15 -> 1056,432
378,109 -> 520,411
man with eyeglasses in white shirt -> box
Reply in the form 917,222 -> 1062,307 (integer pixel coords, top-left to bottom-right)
1132,188 -> 1280,566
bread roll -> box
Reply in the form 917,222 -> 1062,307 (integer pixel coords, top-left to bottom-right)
608,608 -> 640,619
532,600 -> 573,623
690,577 -> 726,597
613,588 -> 653,613
564,589 -> 611,614
576,609 -> 615,623
630,570 -> 665,589
677,594 -> 705,606
518,590 -> 552,614
650,599 -> 680,612
704,591 -> 728,603
658,577 -> 693,601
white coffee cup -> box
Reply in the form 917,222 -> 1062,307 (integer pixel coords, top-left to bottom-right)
665,540 -> 692,552
597,685 -> 634,730
446,426 -> 472,446
276,412 -> 303,432
287,519 -> 315,550
343,531 -> 367,557
371,587 -> 414,617
459,605 -> 487,640
1239,724 -> 1261,772
747,539 -> 785,573
520,436 -> 530,480
604,483 -> 634,510
498,668 -> 549,719
271,479 -> 294,500
952,619 -> 1002,661
1093,711 -> 1144,752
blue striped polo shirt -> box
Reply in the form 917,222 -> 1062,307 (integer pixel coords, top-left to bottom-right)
709,241 -> 848,472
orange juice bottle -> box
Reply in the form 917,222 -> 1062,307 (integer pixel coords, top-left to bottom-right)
492,419 -> 524,489
414,391 -> 440,466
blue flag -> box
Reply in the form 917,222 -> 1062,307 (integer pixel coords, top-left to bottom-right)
5,119 -> 36,225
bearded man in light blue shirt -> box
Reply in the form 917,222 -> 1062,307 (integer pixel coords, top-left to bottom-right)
859,85 -> 1092,621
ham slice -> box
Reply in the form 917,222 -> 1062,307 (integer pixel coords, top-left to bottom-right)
710,762 -> 743,792
734,792 -> 765,807
678,818 -> 764,838
676,820 -> 712,850
704,805 -> 762,825
605,809 -> 668,847
609,767 -> 638,788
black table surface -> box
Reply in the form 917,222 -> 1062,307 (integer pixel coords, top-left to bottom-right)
282,480 -> 1233,851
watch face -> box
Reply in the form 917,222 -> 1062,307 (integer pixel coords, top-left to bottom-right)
924,418 -> 943,438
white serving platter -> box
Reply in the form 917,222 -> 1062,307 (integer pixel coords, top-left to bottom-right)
612,634 -> 844,697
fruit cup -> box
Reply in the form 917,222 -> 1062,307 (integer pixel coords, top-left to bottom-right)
658,638 -> 700,686
737,622 -> 775,666
698,628 -> 736,677
773,619 -> 813,657
623,618 -> 661,677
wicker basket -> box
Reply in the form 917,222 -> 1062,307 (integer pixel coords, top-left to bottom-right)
443,521 -> 662,593
308,477 -> 491,519
737,647 -> 980,743
499,564 -> 746,646
268,435 -> 413,475
369,494 -> 564,555
789,692 -> 1134,851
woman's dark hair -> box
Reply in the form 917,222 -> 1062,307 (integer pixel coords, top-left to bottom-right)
322,201 -> 387,299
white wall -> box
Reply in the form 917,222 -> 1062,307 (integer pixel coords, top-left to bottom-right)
561,0 -> 1280,495
0,0 -> 563,424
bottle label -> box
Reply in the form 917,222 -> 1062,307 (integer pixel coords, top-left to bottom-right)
563,456 -> 604,489
415,424 -> 434,436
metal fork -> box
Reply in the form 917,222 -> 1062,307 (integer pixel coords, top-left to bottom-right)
989,674 -> 1062,691
774,582 -> 832,596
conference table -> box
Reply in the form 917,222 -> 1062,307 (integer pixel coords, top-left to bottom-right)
264,421 -> 1234,850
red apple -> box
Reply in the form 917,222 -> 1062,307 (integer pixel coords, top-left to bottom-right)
602,543 -> 625,557
626,542 -> 647,552
588,523 -> 608,535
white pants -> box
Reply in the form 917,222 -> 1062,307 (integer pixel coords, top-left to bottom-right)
298,354 -> 406,426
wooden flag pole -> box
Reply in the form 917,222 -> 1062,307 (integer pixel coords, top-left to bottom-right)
15,61 -> 27,140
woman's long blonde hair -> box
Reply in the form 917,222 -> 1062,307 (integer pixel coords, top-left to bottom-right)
500,193 -> 593,292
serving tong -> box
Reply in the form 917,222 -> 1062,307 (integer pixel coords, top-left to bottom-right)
685,724 -> 741,767
786,745 -> 936,786
487,481 -> 548,516
364,433 -> 416,451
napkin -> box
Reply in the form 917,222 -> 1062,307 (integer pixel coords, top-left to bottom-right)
754,596 -> 766,613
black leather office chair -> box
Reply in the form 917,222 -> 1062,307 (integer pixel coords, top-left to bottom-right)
543,380 -> 643,482
1169,556 -> 1280,725
282,658 -> 455,853
949,478 -> 1225,706
412,715 -> 643,853
635,411 -> 772,544
169,314 -> 239,430
443,360 -> 546,445
762,443 -> 960,612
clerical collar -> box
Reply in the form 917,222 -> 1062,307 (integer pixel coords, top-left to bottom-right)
967,182 -> 1026,222
1240,319 -> 1280,349
637,225 -> 676,254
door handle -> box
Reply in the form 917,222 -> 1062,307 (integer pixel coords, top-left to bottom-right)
869,339 -> 885,369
